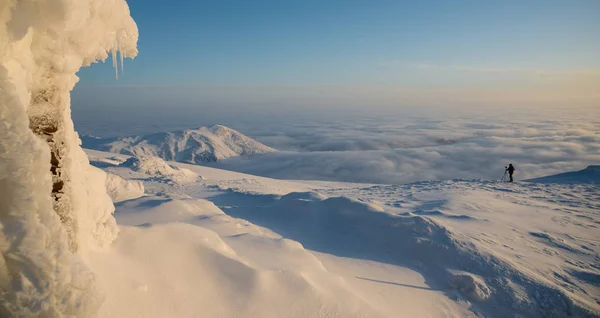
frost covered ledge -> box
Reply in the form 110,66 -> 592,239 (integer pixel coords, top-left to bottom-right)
0,0 -> 138,315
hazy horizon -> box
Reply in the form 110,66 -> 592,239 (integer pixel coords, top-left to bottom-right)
72,0 -> 599,185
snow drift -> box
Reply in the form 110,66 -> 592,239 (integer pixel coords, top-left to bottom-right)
91,197 -> 406,318
84,150 -> 600,317
214,192 -> 586,316
105,171 -> 145,203
0,0 -> 137,316
82,124 -> 277,163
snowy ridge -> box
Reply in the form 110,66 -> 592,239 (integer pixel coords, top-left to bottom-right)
82,125 -> 277,163
527,165 -> 600,184
86,150 -> 600,317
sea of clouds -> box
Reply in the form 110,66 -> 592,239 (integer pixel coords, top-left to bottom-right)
73,87 -> 599,184
209,113 -> 600,184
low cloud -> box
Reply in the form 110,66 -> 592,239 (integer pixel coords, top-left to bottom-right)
74,96 -> 599,185
210,115 -> 600,184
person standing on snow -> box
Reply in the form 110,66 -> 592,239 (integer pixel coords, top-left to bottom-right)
506,163 -> 516,182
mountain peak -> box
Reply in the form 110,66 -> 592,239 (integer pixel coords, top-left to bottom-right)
82,125 -> 276,164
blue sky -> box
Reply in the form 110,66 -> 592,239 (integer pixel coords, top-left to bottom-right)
72,0 -> 600,116
77,0 -> 600,86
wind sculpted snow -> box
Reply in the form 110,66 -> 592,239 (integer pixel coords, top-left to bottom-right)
0,0 -> 137,315
86,150 -> 600,317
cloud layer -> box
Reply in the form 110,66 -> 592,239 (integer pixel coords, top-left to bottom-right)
74,98 -> 600,185
208,110 -> 600,184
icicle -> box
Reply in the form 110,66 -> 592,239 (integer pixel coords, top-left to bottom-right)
118,35 -> 125,74
120,48 -> 125,74
112,37 -> 118,80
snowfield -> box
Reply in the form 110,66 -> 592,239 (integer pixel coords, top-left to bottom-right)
3,0 -> 596,316
82,124 -> 277,163
85,149 -> 600,317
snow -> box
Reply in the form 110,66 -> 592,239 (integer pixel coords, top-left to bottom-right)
82,124 -> 277,163
314,180 -> 600,316
104,170 -> 145,203
120,155 -> 201,183
0,0 -> 137,315
85,150 -> 600,317
527,165 -> 600,184
1,0 -> 598,315
447,270 -> 491,303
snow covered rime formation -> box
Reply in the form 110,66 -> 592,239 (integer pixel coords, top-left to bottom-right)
0,0 -> 138,315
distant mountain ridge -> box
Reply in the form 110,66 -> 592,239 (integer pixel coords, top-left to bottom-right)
82,125 -> 276,163
527,165 -> 600,184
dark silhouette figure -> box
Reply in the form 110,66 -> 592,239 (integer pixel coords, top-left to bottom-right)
506,164 -> 515,182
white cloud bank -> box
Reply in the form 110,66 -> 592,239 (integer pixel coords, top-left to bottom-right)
210,113 -> 600,184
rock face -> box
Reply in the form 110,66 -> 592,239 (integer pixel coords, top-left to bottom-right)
83,125 -> 277,163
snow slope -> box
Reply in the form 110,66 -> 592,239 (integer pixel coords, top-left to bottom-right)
82,125 -> 277,163
527,165 -> 600,184
105,171 -> 145,203
86,149 -> 600,317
